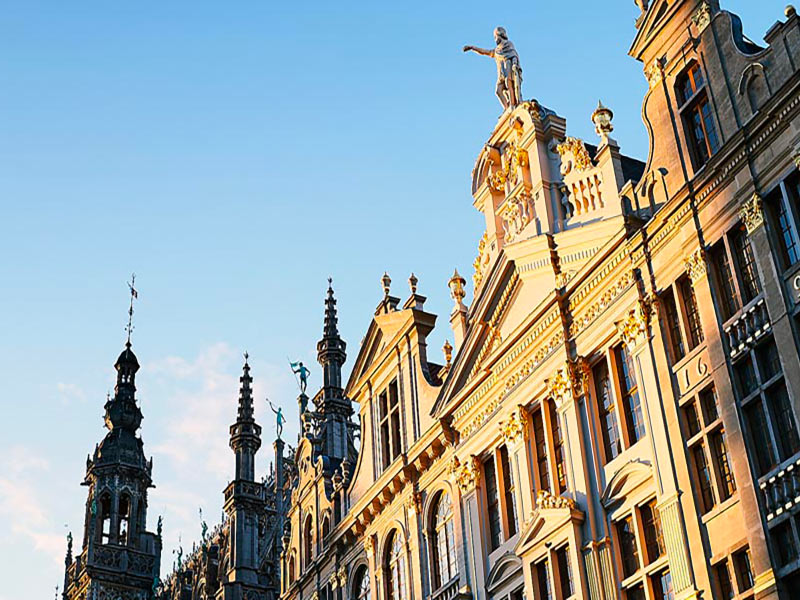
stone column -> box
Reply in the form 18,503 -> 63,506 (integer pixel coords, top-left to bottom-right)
406,493 -> 425,600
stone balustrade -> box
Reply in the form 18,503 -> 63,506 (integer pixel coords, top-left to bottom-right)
759,455 -> 800,521
724,297 -> 770,357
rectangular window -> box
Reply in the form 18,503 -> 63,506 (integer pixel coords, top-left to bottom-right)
773,383 -> 800,459
625,585 -> 645,600
746,400 -> 777,476
732,227 -> 761,303
714,561 -> 734,600
379,382 -> 402,469
757,340 -> 782,381
483,455 -> 502,551
535,559 -> 552,600
617,345 -> 645,444
641,500 -> 665,564
710,431 -> 736,500
682,400 -> 701,438
532,408 -> 551,493
617,516 -> 639,578
711,242 -> 739,320
768,186 -> 800,268
735,356 -> 758,398
389,380 -> 401,462
679,277 -> 704,349
556,546 -> 573,598
652,570 -> 674,600
774,520 -> 798,567
733,548 -> 754,592
548,400 -> 567,494
662,288 -> 685,361
692,442 -> 716,513
594,359 -> 621,462
499,445 -> 518,537
700,387 -> 719,424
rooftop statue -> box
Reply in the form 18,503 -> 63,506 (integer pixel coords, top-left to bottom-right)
268,398 -> 287,439
290,360 -> 310,395
463,26 -> 523,110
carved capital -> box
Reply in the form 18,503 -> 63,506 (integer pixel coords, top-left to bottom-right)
363,535 -> 374,555
740,193 -> 765,234
547,367 -> 574,409
646,57 -> 665,89
692,1 -> 712,32
616,299 -> 651,349
337,565 -> 347,589
499,405 -> 528,445
684,248 -> 708,283
406,491 -> 422,515
449,455 -> 481,494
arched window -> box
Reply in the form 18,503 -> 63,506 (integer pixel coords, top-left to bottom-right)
385,531 -> 408,600
322,514 -> 331,543
98,494 -> 112,544
288,551 -> 296,583
303,515 -> 313,568
353,565 -> 370,600
118,493 -> 131,545
431,492 -> 457,589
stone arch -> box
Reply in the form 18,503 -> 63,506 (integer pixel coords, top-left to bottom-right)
348,559 -> 371,600
600,459 -> 652,510
738,63 -> 770,116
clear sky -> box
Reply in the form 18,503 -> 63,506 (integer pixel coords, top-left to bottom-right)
0,1 -> 776,597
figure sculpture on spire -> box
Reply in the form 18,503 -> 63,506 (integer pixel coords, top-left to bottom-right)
267,398 -> 287,438
289,360 -> 310,395
463,27 -> 523,110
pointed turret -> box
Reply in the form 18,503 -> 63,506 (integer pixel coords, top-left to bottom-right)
229,354 -> 261,482
317,278 -> 347,395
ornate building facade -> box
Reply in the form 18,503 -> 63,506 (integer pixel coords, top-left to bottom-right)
62,1 -> 800,599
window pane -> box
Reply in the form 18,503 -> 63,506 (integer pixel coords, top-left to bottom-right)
625,585 -> 645,600
535,560 -> 552,600
710,430 -> 737,500
483,456 -> 502,550
772,383 -> 800,459
549,400 -> 567,494
700,98 -> 720,154
652,570 -> 674,600
689,105 -> 710,165
700,387 -> 719,424
770,189 -> 800,268
735,356 -> 758,398
532,409 -> 551,492
774,521 -> 798,567
711,243 -> 739,319
679,278 -> 704,348
732,227 -> 761,303
662,289 -> 685,361
757,340 -> 782,381
641,501 -> 665,563
683,401 -> 701,438
618,345 -> 645,444
692,442 -> 716,513
594,360 -> 621,462
733,548 -> 754,592
500,446 -> 519,536
746,400 -> 777,476
556,546 -> 573,598
617,516 -> 639,577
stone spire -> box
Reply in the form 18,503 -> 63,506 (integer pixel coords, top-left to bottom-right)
317,279 -> 347,397
229,354 -> 261,482
313,280 -> 353,462
222,354 -> 267,591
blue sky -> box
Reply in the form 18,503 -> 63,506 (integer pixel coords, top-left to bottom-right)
0,1 -> 775,597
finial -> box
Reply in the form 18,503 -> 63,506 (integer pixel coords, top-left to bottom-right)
591,100 -> 614,142
243,351 -> 249,365
448,269 -> 467,304
787,5 -> 797,17
409,273 -> 418,294
443,339 -> 453,367
125,273 -> 138,347
381,272 -> 392,297
328,276 -> 333,289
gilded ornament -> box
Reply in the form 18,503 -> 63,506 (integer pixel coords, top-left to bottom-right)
556,137 -> 593,172
740,193 -> 764,234
337,566 -> 347,588
363,535 -> 374,554
646,57 -> 664,89
406,491 -> 422,514
684,249 -> 707,283
449,455 -> 481,493
616,299 -> 651,349
473,233 -> 490,290
329,574 -> 339,590
499,405 -> 527,444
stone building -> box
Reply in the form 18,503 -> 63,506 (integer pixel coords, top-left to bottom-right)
61,1 -> 800,599
279,2 -> 800,600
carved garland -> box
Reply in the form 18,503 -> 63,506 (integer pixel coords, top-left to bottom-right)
616,298 -> 652,349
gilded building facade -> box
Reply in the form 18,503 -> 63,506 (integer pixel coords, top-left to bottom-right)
60,1 -> 800,600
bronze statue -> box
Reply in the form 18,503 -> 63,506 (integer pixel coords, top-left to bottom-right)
464,27 -> 523,110
289,360 -> 310,395
267,398 -> 287,438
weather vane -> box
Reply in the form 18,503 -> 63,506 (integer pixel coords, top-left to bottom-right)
125,273 -> 138,346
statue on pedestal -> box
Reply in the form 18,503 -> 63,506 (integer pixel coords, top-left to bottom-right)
464,27 -> 523,110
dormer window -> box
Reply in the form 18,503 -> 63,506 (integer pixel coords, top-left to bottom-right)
676,63 -> 720,169
379,380 -> 402,469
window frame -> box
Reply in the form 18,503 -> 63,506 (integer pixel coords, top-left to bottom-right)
710,225 -> 763,324
613,497 -> 670,597
675,62 -> 720,170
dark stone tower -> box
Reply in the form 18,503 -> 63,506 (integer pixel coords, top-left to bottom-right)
63,340 -> 161,600
313,280 -> 354,461
220,356 -> 268,599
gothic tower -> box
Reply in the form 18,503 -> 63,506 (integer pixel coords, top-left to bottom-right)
63,339 -> 161,600
220,356 -> 268,599
312,280 -> 354,463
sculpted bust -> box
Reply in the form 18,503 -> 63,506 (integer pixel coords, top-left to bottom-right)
464,27 -> 523,109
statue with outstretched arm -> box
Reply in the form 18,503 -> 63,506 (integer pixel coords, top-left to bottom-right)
268,398 -> 287,439
464,27 -> 523,110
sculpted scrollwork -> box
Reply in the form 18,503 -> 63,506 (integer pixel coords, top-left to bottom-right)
473,233 -> 490,289
616,298 -> 652,349
449,455 -> 481,493
740,193 -> 765,234
501,192 -> 534,243
405,491 -> 422,515
692,1 -> 712,32
547,367 -> 573,409
486,139 -> 529,193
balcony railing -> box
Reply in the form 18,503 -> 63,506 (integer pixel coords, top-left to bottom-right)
431,578 -> 468,600
760,455 -> 800,521
724,297 -> 770,358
